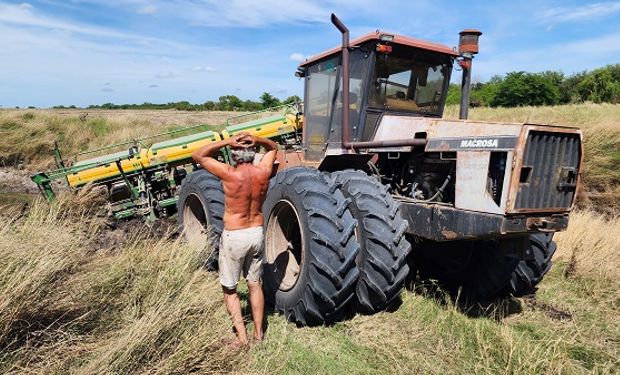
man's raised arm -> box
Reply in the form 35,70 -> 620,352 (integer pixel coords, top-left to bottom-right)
252,136 -> 278,171
192,132 -> 249,179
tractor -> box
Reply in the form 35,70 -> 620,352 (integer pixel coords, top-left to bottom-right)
34,14 -> 582,326
177,15 -> 582,325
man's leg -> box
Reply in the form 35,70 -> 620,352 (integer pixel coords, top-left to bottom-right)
222,287 -> 248,345
247,280 -> 264,341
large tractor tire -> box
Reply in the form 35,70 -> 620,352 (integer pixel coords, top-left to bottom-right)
413,233 -> 556,299
177,169 -> 225,271
262,167 -> 359,326
508,233 -> 557,296
331,170 -> 411,313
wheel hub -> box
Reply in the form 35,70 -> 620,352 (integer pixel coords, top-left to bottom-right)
265,200 -> 304,291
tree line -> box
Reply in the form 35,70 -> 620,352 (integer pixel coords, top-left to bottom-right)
48,64 -> 620,110
447,64 -> 620,107
68,92 -> 301,111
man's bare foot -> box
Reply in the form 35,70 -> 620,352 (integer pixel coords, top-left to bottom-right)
222,337 -> 249,349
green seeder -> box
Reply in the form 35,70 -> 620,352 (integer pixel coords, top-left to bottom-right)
31,105 -> 302,221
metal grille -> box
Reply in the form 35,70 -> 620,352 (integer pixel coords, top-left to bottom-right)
515,131 -> 581,210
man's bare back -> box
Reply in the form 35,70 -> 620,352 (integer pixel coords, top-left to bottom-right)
220,163 -> 270,230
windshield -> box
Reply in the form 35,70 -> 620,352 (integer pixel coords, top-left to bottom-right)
368,47 -> 451,115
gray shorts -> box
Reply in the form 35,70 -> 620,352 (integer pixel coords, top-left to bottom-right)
219,226 -> 264,289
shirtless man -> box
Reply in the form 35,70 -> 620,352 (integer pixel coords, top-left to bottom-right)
192,131 -> 277,345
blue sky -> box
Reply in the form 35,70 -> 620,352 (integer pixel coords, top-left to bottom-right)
1,0 -> 619,108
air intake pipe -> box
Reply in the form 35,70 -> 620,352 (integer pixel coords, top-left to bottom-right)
458,29 -> 482,120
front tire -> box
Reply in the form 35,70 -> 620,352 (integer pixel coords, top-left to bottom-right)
413,233 -> 557,299
263,167 -> 359,326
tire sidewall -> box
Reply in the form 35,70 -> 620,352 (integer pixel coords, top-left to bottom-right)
177,169 -> 224,268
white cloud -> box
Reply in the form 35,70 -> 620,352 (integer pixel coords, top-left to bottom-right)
289,53 -> 306,62
191,65 -> 216,72
137,5 -> 159,15
0,2 -> 303,107
0,2 -> 128,39
0,1 -> 194,52
168,0 -> 328,27
155,71 -> 176,79
538,2 -> 620,24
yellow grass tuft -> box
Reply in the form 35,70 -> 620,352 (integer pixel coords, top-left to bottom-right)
0,196 -> 248,374
555,210 -> 620,283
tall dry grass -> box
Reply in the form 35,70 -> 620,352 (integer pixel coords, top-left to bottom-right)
0,109 -> 236,169
555,210 -> 620,283
2,195 -> 618,374
0,194 -> 248,374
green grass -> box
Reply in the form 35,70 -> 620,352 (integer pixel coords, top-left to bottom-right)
251,262 -> 618,374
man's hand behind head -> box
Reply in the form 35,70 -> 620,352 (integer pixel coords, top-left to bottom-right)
230,132 -> 254,149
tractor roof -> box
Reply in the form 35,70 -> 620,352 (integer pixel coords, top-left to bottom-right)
299,31 -> 459,67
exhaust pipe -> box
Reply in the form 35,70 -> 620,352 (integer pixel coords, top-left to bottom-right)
330,14 -> 352,149
458,29 -> 482,120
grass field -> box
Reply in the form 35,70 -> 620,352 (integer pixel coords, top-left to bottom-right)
0,195 -> 618,374
0,104 -> 619,374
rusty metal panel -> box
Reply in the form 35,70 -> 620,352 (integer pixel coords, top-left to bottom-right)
399,202 -> 570,241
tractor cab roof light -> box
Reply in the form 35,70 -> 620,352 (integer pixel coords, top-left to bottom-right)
376,44 -> 392,54
379,34 -> 394,42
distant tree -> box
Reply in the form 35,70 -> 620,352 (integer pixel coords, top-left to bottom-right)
576,65 -> 620,103
203,101 -> 217,110
283,95 -> 302,105
470,79 -> 501,107
491,71 -> 560,107
260,92 -> 281,109
243,100 -> 263,111
445,84 -> 460,106
559,71 -> 586,103
218,95 -> 243,111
